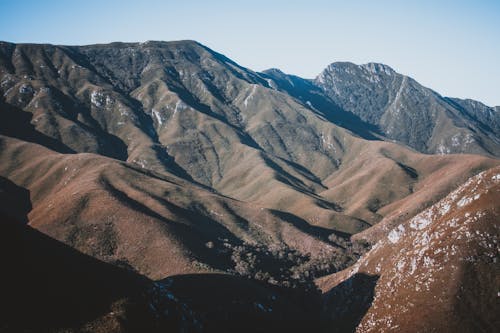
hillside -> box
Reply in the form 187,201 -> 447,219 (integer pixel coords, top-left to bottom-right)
318,166 -> 500,332
1,41 -> 498,235
0,213 -> 327,332
0,40 -> 499,332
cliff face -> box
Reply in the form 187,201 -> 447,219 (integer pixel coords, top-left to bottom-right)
314,62 -> 500,156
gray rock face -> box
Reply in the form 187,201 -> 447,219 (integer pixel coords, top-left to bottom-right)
446,97 -> 500,136
312,62 -> 500,156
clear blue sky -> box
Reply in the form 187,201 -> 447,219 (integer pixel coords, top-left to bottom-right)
1,0 -> 499,106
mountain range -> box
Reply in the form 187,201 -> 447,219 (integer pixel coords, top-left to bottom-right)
0,40 -> 498,332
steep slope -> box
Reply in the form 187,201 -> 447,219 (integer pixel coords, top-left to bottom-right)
313,62 -> 500,156
0,213 -> 331,333
0,134 -> 347,280
1,41 -> 498,235
260,68 -> 381,141
446,97 -> 500,136
318,166 -> 500,332
1,39 -> 499,332
319,140 -> 497,231
0,40 -> 344,222
0,213 -> 199,333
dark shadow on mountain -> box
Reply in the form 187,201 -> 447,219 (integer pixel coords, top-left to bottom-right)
0,176 -> 31,224
220,201 -> 251,229
276,155 -> 328,189
98,175 -> 242,271
54,91 -> 130,161
260,71 -> 382,140
0,98 -> 130,161
152,143 -> 199,183
269,209 -> 344,245
164,75 -> 231,124
65,43 -> 148,95
396,162 -> 419,179
315,198 -> 343,212
0,42 -> 16,73
0,213 -> 158,332
123,161 -> 220,195
235,128 -> 265,151
260,153 -> 326,197
322,273 -> 379,333
158,273 -> 325,333
0,100 -> 75,153
444,97 -> 496,135
197,42 -> 270,87
161,69 -> 269,144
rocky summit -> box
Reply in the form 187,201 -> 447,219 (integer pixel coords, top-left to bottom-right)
0,40 -> 498,332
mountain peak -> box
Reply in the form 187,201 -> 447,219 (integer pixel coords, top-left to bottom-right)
322,61 -> 395,76
314,59 -> 499,156
75,39 -> 204,50
138,39 -> 204,49
360,62 -> 395,75
262,68 -> 286,76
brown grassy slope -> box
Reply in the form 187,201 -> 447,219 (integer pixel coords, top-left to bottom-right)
1,41 -> 498,236
317,166 -> 500,332
0,41 -> 346,227
0,135 -> 339,279
320,138 -> 498,234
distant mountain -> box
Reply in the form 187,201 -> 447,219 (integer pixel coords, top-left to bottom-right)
264,62 -> 500,157
445,97 -> 500,136
314,62 -> 500,156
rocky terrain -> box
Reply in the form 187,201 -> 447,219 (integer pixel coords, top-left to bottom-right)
313,62 -> 500,156
318,166 -> 500,332
0,40 -> 498,332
